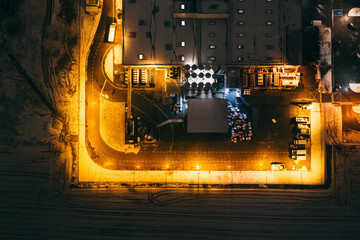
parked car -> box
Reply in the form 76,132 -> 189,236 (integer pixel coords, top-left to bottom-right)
271,162 -> 285,171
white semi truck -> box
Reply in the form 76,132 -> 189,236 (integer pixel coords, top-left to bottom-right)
108,23 -> 116,43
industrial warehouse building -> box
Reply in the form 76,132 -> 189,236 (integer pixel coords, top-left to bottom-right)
122,0 -> 302,67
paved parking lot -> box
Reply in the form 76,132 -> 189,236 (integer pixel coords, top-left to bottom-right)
130,66 -> 316,171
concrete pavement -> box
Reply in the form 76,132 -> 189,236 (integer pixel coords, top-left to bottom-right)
79,103 -> 326,185
78,0 -> 327,185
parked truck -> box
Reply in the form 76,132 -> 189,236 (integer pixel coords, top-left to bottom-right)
295,116 -> 309,123
108,23 -> 116,43
298,128 -> 310,135
292,150 -> 306,155
297,123 -> 310,129
294,139 -> 307,145
291,155 -> 306,160
271,162 -> 285,171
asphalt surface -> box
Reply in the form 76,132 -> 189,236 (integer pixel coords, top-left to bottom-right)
85,0 -> 317,171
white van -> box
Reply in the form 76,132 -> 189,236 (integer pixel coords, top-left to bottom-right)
108,23 -> 116,43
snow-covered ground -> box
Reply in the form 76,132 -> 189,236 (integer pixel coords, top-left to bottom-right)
99,98 -> 125,152
317,26 -> 333,93
1,1 -> 360,239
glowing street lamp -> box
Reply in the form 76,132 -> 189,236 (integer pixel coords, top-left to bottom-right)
101,93 -> 109,99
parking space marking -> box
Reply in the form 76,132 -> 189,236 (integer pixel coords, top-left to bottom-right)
116,159 -> 294,165
140,150 -> 289,155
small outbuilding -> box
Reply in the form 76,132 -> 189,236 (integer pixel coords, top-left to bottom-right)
187,99 -> 228,133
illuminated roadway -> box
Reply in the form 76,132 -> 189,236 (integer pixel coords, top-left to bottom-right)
85,0 -> 308,171
86,0 -> 179,170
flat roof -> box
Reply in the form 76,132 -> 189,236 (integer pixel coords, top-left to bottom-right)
123,0 -> 302,66
187,98 -> 228,133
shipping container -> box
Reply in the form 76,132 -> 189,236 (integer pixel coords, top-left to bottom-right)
292,155 -> 306,160
292,149 -> 306,155
108,23 -> 116,43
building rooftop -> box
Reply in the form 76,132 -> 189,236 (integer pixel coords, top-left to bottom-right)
123,0 -> 302,66
187,98 -> 228,133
